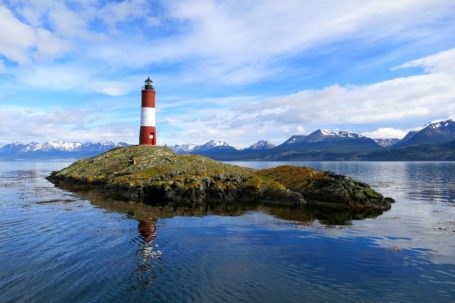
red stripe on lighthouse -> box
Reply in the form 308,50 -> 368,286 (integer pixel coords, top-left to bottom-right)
139,77 -> 156,145
141,90 -> 155,107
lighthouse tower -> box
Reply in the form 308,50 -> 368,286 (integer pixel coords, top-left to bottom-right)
139,77 -> 156,145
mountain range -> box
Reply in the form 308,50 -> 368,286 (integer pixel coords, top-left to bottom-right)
170,119 -> 455,161
1,120 -> 454,161
0,141 -> 128,160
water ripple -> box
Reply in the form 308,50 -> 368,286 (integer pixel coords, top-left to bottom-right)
1,162 -> 455,302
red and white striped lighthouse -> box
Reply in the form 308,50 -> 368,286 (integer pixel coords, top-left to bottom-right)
139,77 -> 156,145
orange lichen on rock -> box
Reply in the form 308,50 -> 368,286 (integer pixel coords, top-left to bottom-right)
257,165 -> 326,191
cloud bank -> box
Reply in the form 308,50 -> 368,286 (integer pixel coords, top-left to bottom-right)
0,1 -> 454,145
158,49 -> 455,145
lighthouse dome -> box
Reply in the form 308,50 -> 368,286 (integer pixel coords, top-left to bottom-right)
144,77 -> 154,90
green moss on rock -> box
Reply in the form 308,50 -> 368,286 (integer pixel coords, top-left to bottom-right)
257,165 -> 394,210
47,146 -> 393,210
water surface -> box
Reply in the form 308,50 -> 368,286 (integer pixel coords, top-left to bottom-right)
1,161 -> 454,302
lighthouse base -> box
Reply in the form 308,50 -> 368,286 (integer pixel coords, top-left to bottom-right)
139,126 -> 156,145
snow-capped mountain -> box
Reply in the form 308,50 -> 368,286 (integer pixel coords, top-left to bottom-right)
171,140 -> 236,154
170,144 -> 198,153
426,119 -> 455,129
393,119 -> 455,148
373,138 -> 400,148
3,119 -> 454,162
276,129 -> 382,156
19,141 -> 84,152
194,140 -> 232,152
0,141 -> 129,160
283,135 -> 307,145
306,129 -> 365,142
164,121 -> 455,160
283,129 -> 367,145
247,140 -> 275,150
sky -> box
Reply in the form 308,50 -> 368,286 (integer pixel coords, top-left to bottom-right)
0,0 -> 455,147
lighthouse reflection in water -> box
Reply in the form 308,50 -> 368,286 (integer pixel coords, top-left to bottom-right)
135,216 -> 161,285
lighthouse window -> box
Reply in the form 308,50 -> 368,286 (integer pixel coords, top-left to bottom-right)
149,133 -> 154,139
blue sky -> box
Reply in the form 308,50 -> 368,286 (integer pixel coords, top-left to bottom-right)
1,0 -> 455,146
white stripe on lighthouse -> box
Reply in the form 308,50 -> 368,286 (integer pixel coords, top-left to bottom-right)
141,107 -> 156,126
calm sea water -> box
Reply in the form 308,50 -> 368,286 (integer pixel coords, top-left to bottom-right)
1,161 -> 454,302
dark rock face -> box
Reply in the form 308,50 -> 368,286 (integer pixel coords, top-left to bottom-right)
257,166 -> 393,210
47,146 -> 393,211
299,172 -> 393,210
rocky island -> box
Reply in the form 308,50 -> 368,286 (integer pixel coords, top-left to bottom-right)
47,145 -> 394,211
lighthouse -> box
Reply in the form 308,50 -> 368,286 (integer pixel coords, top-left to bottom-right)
139,77 -> 156,145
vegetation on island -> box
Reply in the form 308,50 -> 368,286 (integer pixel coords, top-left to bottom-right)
47,145 -> 394,211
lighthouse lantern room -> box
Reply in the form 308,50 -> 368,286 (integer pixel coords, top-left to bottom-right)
139,77 -> 156,145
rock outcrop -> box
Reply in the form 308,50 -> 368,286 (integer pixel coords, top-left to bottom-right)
47,146 -> 394,211
257,166 -> 394,210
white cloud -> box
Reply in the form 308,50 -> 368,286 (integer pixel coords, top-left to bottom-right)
159,48 -> 455,145
47,4 -> 96,40
15,0 -> 447,87
362,128 -> 408,139
0,106 -> 136,145
0,1 -> 454,145
0,6 -> 68,64
396,48 -> 455,75
18,64 -> 138,96
2,0 -> 454,93
0,0 -> 153,67
3,47 -> 454,145
86,0 -> 455,84
97,0 -> 149,29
